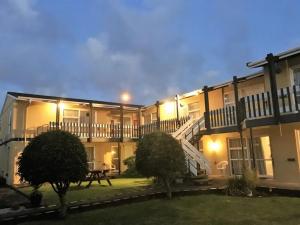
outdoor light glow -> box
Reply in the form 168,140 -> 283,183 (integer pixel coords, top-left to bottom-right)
165,102 -> 174,114
58,102 -> 65,111
121,92 -> 131,102
209,141 -> 221,152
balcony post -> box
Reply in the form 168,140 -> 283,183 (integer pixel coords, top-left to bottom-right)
233,76 -> 241,130
56,101 -> 60,129
203,86 -> 211,130
88,103 -> 93,142
155,101 -> 160,130
138,107 -> 142,139
266,53 -> 280,123
175,94 -> 180,127
120,105 -> 124,142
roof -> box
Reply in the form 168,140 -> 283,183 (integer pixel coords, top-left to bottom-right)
147,70 -> 264,106
247,46 -> 300,68
7,92 -> 144,108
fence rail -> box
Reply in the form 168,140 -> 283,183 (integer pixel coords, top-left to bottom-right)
209,106 -> 237,128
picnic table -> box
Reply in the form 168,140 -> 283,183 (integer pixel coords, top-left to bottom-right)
78,169 -> 112,188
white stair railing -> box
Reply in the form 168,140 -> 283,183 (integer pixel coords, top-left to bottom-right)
172,117 -> 211,176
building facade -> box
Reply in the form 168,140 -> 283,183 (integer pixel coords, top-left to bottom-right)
1,47 -> 300,185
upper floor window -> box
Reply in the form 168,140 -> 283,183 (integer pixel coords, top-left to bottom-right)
151,112 -> 157,123
188,102 -> 200,119
293,68 -> 300,86
224,92 -> 235,107
63,109 -> 79,123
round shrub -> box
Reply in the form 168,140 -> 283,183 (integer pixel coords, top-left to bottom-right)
136,132 -> 186,199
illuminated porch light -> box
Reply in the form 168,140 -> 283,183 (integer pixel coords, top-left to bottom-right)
58,102 -> 65,111
165,102 -> 174,114
209,141 -> 221,152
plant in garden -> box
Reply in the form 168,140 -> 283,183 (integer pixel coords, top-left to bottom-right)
226,168 -> 257,196
18,130 -> 88,218
136,132 -> 186,199
121,156 -> 142,178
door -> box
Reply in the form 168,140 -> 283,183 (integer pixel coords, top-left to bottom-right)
111,146 -> 120,173
228,138 -> 249,175
228,137 -> 273,177
252,136 -> 273,177
85,147 -> 95,171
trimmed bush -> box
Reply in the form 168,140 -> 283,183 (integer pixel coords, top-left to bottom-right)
18,130 -> 88,218
136,132 -> 186,199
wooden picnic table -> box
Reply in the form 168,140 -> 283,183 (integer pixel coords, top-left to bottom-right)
78,169 -> 112,188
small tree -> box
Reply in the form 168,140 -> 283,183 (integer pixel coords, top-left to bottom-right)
136,132 -> 186,199
18,130 -> 88,217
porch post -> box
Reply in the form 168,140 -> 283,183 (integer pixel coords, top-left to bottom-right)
155,101 -> 160,130
56,101 -> 60,129
88,103 -> 93,142
266,53 -> 280,123
120,105 -> 124,142
117,142 -> 121,175
239,130 -> 247,171
203,86 -> 211,131
175,94 -> 180,127
233,76 -> 241,129
138,107 -> 142,139
249,127 -> 256,169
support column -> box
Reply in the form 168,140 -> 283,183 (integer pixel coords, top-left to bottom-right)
155,101 -> 160,130
138,107 -> 142,139
88,103 -> 93,142
56,101 -> 60,129
266,53 -> 280,123
233,76 -> 241,129
249,127 -> 256,170
175,94 -> 180,127
203,86 -> 211,130
120,105 -> 124,142
239,130 -> 246,171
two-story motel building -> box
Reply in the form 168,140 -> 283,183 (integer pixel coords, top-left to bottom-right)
1,46 -> 300,186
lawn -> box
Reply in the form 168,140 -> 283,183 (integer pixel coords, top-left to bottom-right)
20,178 -> 152,206
20,194 -> 300,225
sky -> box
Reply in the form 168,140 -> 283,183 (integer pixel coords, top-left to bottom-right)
1,0 -> 300,106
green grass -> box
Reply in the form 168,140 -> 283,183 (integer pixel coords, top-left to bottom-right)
20,178 -> 152,205
21,195 -> 300,225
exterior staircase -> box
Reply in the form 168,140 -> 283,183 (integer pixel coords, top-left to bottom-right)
172,117 -> 211,176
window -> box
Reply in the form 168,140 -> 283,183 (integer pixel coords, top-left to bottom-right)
151,112 -> 157,123
188,102 -> 200,119
63,109 -> 79,123
224,92 -> 234,107
293,68 -> 300,104
85,147 -> 95,171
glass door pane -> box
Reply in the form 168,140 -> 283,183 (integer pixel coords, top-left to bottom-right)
228,138 -> 249,175
253,136 -> 273,177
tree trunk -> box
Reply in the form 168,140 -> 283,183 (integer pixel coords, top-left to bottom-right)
163,178 -> 172,199
58,193 -> 67,219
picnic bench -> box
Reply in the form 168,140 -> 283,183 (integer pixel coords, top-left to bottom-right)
78,169 -> 112,188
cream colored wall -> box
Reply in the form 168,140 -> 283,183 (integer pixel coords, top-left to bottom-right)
208,88 -> 224,110
0,96 -> 15,140
26,101 -> 57,128
201,132 -> 240,176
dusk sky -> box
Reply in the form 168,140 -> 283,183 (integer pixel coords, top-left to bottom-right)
1,0 -> 300,106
